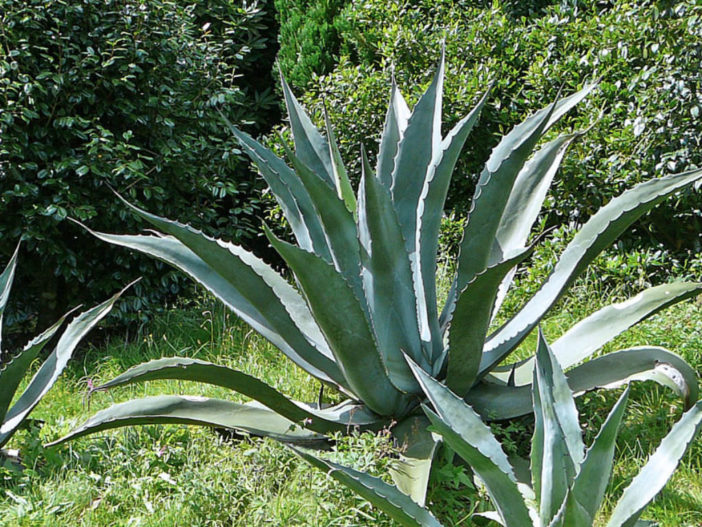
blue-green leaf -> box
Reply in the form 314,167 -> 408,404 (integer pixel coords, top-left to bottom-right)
377,77 -> 411,189
467,346 -> 698,420
389,415 -> 438,506
359,149 -> 428,383
1,284 -> 129,447
227,123 -> 331,259
94,357 -> 381,435
451,85 -> 594,306
0,315 -> 68,426
82,223 -> 346,389
491,282 -> 702,386
565,387 -> 630,525
266,226 -> 408,416
47,396 -> 326,447
324,107 -> 356,213
606,400 -> 702,527
280,75 -> 335,186
483,168 -> 702,374
531,331 -> 580,525
417,88 -> 490,363
391,51 -> 445,251
280,140 -> 364,300
447,246 -> 534,396
491,132 -> 585,316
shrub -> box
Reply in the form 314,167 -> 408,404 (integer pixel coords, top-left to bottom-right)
274,0 -> 346,90
0,0 -> 279,328
300,0 -> 701,260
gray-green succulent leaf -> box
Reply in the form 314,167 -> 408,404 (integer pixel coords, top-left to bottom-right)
409,330 -> 702,526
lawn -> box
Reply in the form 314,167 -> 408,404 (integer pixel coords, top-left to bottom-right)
1,264 -> 701,526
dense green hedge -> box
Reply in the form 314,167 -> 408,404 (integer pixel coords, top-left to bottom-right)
274,0 -> 346,90
0,0 -> 279,328
293,0 -> 701,259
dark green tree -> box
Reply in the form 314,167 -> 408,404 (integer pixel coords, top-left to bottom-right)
274,0 -> 346,90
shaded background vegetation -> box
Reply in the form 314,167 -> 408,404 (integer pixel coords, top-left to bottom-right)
0,0 -> 279,331
1,0 -> 700,334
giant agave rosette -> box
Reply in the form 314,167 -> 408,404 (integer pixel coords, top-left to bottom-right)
50,54 -> 702,505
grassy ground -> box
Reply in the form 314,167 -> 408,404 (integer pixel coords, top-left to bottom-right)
1,266 -> 701,526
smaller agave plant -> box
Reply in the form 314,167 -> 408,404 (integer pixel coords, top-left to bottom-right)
49,53 -> 702,505
0,243 -> 127,461
293,331 -> 702,527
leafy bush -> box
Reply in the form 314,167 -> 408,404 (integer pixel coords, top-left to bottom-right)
50,58 -> 702,508
0,0 -> 279,328
274,0 -> 346,90
301,0 -> 702,260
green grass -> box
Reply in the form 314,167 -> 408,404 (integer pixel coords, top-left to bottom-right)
1,270 -> 701,526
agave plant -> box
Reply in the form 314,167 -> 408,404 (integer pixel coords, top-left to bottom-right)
295,332 -> 702,526
49,55 -> 702,504
0,243 -> 127,461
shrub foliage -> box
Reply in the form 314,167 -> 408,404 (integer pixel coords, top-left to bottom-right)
299,0 -> 701,258
0,0 -> 279,327
274,0 -> 346,90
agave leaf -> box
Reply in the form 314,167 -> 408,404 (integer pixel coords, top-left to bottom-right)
407,359 -> 532,527
492,282 -> 702,386
548,491 -> 590,527
47,396 -> 326,447
447,246 -> 534,396
290,446 -> 444,527
279,75 -> 335,187
0,314 -> 68,426
483,168 -> 702,374
377,77 -> 411,189
531,331 -> 580,526
323,107 -> 356,213
265,226 -> 408,416
0,284 -> 129,446
94,357 -> 382,434
496,133 -> 585,261
407,359 -> 517,479
389,53 -> 446,364
564,387 -> 630,525
359,149 -> 428,375
417,87 -> 491,363
552,282 -> 702,371
107,196 -> 338,357
280,140 -> 364,299
391,51 -> 445,250
81,225 -> 347,389
468,346 -> 698,419
423,407 -> 531,527
606,399 -> 702,527
0,242 -> 20,345
448,84 -> 595,325
389,415 -> 438,506
474,511 -> 507,525
227,123 -> 331,259
492,132 -> 585,316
